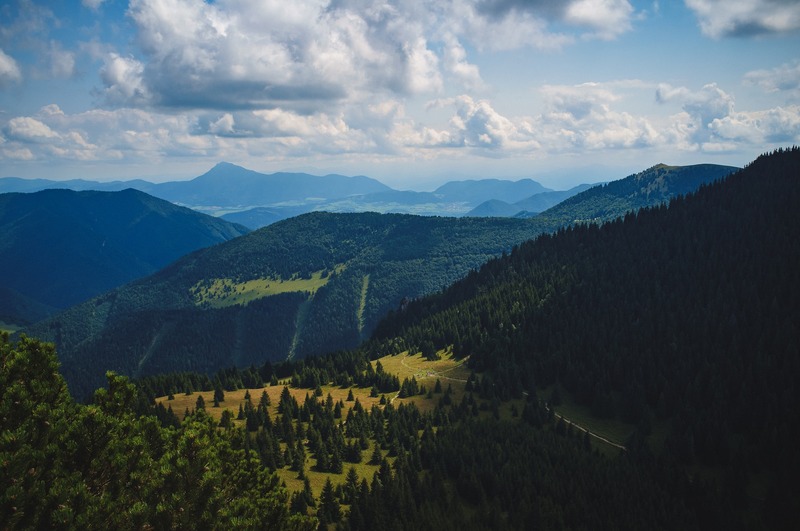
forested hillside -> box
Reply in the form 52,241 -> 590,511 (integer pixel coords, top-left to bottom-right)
0,188 -> 249,315
0,333 -> 315,530
24,162 -> 736,399
28,214 -> 541,398
5,150 -> 795,530
370,148 -> 800,526
520,162 -> 737,222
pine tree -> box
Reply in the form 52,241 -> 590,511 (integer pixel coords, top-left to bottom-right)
195,394 -> 205,410
213,383 -> 225,405
219,409 -> 233,429
259,389 -> 271,408
344,467 -> 360,504
369,444 -> 383,465
318,478 -> 341,524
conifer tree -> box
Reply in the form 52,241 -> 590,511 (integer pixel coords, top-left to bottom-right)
318,478 -> 341,524
369,444 -> 382,465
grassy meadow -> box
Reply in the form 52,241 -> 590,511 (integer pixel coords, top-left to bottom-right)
191,265 -> 345,308
155,349 -> 471,496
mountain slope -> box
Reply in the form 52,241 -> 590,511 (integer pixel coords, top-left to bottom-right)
525,163 -> 737,223
26,213 -> 543,397
24,160 -> 736,398
467,184 -> 596,217
0,287 -> 57,329
433,178 -> 550,205
513,183 -> 595,214
0,188 -> 249,313
368,148 -> 800,525
465,199 -> 523,217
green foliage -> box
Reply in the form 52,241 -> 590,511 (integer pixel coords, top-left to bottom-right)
0,334 -> 316,530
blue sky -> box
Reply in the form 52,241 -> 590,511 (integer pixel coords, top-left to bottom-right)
1,0 -> 799,190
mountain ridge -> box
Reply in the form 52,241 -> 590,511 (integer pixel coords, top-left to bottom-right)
0,188 -> 249,317
22,160 -> 739,398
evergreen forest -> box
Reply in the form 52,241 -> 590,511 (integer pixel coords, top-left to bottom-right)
2,149 -> 798,529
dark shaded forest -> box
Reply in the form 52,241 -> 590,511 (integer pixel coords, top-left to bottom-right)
370,147 -> 800,528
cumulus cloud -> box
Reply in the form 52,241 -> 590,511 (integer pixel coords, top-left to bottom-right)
208,113 -> 236,136
474,0 -> 635,39
4,116 -> 59,142
685,0 -> 800,38
655,81 -> 800,151
564,0 -> 634,39
100,0 -> 638,111
656,83 -> 736,147
442,34 -> 485,91
745,60 -> 800,99
100,53 -> 151,106
537,83 -> 659,150
710,105 -> 800,144
0,48 -> 22,87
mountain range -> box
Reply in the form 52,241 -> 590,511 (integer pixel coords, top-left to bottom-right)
1,163 -> 590,228
467,183 -> 596,217
19,161 -> 738,398
0,188 -> 249,324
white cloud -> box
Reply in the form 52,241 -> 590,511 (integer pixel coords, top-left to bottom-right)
45,41 -> 75,79
537,83 -> 659,150
564,0 -> 634,39
404,37 -> 443,94
658,82 -> 735,148
442,34 -> 485,91
100,53 -> 151,106
710,105 -> 800,144
4,116 -> 59,142
449,0 -> 574,51
655,81 -> 800,151
685,0 -> 800,38
104,0 -> 642,112
208,113 -> 236,136
0,48 -> 22,87
745,60 -> 800,99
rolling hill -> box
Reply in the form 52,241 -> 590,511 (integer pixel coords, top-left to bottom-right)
0,188 -> 249,318
467,183 -> 596,217
23,161 -> 738,398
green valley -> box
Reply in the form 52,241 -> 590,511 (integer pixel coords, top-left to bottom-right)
22,162 -> 737,400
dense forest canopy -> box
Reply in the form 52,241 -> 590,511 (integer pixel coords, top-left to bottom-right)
368,147 -> 800,527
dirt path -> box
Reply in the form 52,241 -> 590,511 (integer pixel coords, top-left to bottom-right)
390,354 -> 626,452
539,400 -> 627,452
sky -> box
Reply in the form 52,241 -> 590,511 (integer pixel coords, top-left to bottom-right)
0,0 -> 799,190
